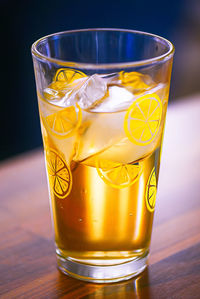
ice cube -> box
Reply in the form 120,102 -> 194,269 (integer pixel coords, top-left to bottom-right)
44,87 -> 61,100
43,74 -> 122,110
77,74 -> 108,109
76,110 -> 126,162
44,89 -> 72,107
43,77 -> 86,107
92,85 -> 134,112
43,80 -> 73,102
58,74 -> 108,110
75,82 -> 167,162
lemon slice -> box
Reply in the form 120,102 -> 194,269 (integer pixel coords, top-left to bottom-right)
46,148 -> 72,199
146,167 -> 157,212
124,93 -> 162,145
96,159 -> 142,189
42,104 -> 82,139
43,68 -> 87,101
119,71 -> 152,91
55,68 -> 87,83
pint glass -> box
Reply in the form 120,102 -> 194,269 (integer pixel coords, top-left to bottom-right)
32,29 -> 174,283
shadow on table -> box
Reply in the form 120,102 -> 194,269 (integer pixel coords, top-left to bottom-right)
56,267 -> 152,298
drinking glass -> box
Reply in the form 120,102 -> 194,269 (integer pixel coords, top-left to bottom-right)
31,29 -> 174,283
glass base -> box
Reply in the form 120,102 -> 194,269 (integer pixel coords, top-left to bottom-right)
56,250 -> 149,283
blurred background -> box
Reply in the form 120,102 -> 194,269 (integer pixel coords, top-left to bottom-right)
1,0 -> 200,161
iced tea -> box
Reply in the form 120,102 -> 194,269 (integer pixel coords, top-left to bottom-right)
38,69 -> 169,263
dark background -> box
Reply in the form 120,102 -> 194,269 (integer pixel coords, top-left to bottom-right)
1,0 -> 200,161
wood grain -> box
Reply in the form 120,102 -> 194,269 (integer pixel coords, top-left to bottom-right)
0,96 -> 200,298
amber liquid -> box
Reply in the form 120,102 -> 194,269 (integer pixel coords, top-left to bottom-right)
49,148 -> 161,261
40,80 -> 168,263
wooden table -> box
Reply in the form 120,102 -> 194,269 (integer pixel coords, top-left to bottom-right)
1,96 -> 200,299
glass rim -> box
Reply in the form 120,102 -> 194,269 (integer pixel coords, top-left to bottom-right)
31,28 -> 175,69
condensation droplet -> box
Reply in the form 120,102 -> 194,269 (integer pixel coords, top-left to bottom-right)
129,213 -> 133,216
78,218 -> 83,222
